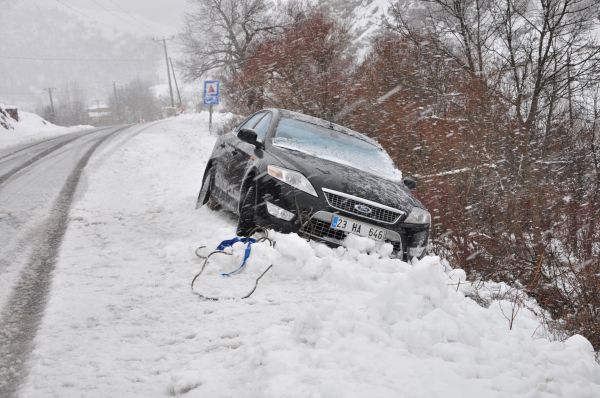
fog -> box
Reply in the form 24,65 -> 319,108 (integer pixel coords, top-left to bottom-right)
0,0 -> 187,112
1,0 -> 600,391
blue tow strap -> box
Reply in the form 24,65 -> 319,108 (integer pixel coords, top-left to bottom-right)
216,237 -> 257,277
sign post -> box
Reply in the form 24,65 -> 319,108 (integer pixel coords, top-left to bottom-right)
203,80 -> 220,133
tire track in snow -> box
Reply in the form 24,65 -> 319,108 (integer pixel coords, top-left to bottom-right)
0,126 -> 116,186
0,125 -> 131,397
0,126 -> 122,163
0,136 -> 64,162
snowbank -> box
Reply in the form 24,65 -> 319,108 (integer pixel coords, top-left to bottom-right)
0,105 -> 92,149
21,112 -> 600,397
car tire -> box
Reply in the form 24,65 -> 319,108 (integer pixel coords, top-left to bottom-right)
236,184 -> 257,237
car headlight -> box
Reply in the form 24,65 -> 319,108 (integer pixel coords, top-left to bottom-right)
267,165 -> 318,197
405,207 -> 430,224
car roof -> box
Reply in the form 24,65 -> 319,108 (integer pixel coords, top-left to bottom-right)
264,108 -> 383,150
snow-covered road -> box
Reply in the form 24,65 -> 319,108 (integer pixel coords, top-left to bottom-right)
0,125 -> 139,395
1,114 -> 599,397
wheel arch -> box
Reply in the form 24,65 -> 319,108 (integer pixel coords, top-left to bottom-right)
203,159 -> 215,179
196,159 -> 217,209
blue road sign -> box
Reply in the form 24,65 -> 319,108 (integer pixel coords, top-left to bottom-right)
204,80 -> 220,105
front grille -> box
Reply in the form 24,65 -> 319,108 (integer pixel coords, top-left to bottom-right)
323,189 -> 404,224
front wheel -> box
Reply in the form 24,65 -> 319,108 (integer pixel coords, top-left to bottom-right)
236,185 -> 257,236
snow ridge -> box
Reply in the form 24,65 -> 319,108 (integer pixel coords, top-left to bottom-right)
0,106 -> 92,150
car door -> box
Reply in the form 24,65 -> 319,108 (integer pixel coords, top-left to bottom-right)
228,111 -> 275,203
224,111 -> 267,201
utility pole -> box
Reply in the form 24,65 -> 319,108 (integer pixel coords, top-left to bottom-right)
44,87 -> 56,121
153,36 -> 175,108
113,82 -> 120,123
169,57 -> 182,109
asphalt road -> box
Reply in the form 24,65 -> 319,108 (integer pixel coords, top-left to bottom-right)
0,125 -> 133,397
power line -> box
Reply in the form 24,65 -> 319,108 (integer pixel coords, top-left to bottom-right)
86,0 -> 153,35
52,0 -> 118,31
104,0 -> 157,33
0,55 -> 153,63
0,92 -> 44,97
86,0 -> 130,22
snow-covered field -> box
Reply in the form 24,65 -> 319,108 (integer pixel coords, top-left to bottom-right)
0,106 -> 92,149
21,113 -> 600,397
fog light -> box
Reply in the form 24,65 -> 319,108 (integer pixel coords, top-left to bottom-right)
408,245 -> 426,259
408,230 -> 428,259
266,201 -> 295,221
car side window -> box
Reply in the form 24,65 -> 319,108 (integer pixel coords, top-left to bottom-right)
237,112 -> 265,132
253,113 -> 272,142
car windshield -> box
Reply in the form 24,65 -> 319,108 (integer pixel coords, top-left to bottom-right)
272,118 -> 402,181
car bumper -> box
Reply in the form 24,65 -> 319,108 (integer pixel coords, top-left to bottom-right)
253,176 -> 429,261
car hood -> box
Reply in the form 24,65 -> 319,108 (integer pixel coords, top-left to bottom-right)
268,145 -> 425,212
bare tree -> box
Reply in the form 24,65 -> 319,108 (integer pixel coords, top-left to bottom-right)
387,0 -> 600,137
56,81 -> 89,126
387,0 -> 497,76
492,0 -> 600,136
179,0 -> 288,81
109,79 -> 160,123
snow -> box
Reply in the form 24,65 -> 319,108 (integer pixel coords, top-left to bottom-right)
272,114 -> 402,181
20,112 -> 600,397
0,106 -> 93,149
350,0 -> 394,60
274,137 -> 403,181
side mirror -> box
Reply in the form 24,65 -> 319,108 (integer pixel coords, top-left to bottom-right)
403,176 -> 417,190
238,128 -> 261,148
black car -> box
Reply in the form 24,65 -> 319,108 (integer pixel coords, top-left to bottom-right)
197,109 -> 430,260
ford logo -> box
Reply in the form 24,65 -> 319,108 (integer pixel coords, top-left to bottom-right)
354,204 -> 372,214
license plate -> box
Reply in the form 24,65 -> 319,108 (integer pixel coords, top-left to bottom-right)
330,215 -> 386,241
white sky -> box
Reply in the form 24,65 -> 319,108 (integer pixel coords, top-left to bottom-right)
0,0 -> 194,110
51,0 -> 190,36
